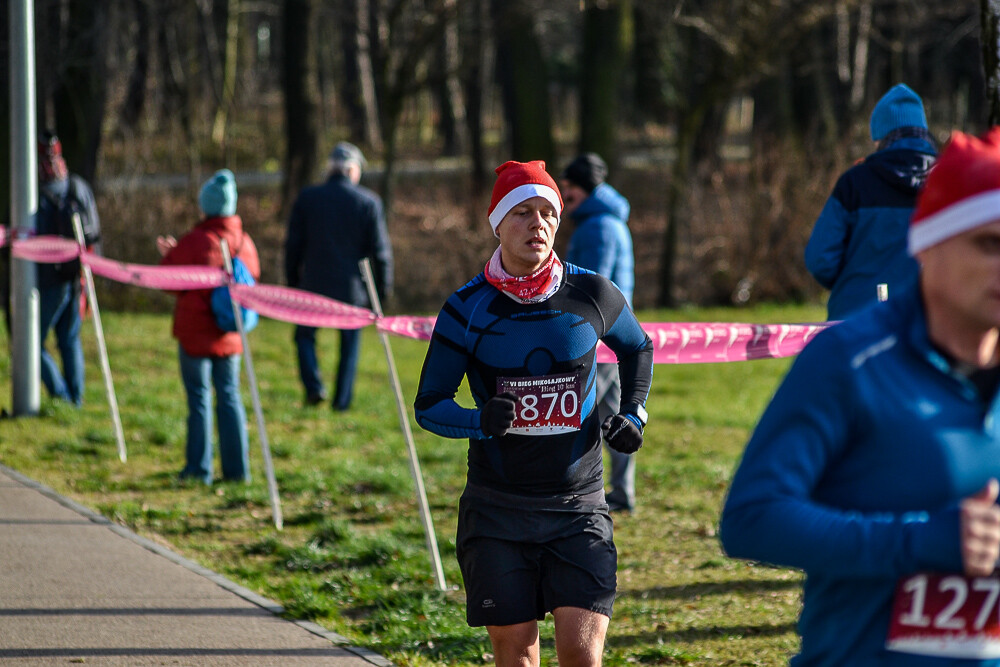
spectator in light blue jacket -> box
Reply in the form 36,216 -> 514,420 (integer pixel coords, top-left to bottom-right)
561,153 -> 638,512
805,84 -> 936,320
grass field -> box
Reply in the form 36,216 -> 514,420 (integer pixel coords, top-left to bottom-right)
0,300 -> 825,666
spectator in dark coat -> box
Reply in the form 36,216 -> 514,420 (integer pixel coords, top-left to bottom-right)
805,83 -> 937,320
285,142 -> 393,410
35,132 -> 101,406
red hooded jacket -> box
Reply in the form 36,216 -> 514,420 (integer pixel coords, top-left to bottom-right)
160,215 -> 260,357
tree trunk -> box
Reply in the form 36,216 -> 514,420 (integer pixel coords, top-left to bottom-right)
281,0 -> 319,214
982,0 -> 1000,125
120,0 -> 151,129
211,0 -> 241,147
52,0 -> 110,184
436,0 -> 466,156
339,0 -> 366,145
461,0 -> 489,193
491,0 -> 554,166
579,0 -> 633,165
357,0 -> 383,152
850,0 -> 873,113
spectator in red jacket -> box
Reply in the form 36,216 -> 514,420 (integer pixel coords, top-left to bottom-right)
157,169 -> 260,484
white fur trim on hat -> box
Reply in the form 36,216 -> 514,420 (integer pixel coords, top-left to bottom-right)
488,183 -> 562,234
908,189 -> 1000,255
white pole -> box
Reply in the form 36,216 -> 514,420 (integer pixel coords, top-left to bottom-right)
219,240 -> 283,530
360,258 -> 447,591
72,213 -> 126,462
10,0 -> 41,415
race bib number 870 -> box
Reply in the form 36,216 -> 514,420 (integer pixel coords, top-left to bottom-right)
496,372 -> 582,435
887,572 -> 1000,658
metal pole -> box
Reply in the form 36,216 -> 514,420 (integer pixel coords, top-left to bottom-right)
72,214 -> 126,462
220,240 -> 283,530
10,0 -> 40,415
360,258 -> 447,590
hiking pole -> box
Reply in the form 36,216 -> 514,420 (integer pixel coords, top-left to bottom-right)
219,239 -> 285,530
72,214 -> 126,462
220,240 -> 283,530
360,258 -> 447,591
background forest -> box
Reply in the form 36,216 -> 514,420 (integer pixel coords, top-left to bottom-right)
0,0 -> 993,312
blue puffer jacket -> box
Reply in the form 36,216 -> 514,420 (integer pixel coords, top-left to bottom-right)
565,183 -> 634,306
805,137 -> 935,320
721,283 -> 1000,667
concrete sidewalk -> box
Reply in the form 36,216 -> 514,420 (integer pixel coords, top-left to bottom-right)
0,464 -> 392,666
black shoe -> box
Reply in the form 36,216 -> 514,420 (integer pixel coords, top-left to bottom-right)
305,390 -> 328,406
606,498 -> 634,513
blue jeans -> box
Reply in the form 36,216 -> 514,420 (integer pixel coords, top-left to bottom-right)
178,347 -> 250,484
295,325 -> 361,410
39,282 -> 84,405
597,363 -> 636,510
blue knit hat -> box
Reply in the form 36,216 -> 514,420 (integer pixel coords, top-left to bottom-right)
199,169 -> 238,217
870,84 -> 927,142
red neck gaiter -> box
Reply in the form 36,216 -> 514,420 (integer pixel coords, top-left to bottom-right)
484,247 -> 563,303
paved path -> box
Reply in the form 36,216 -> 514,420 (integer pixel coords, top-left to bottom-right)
0,464 -> 392,666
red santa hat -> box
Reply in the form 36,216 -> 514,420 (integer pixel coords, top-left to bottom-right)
488,160 -> 563,236
909,128 -> 1000,254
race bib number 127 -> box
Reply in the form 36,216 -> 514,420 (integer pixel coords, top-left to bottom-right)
887,572 -> 1000,659
496,372 -> 582,435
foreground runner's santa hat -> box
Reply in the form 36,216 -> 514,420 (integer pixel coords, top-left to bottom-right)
909,128 -> 1000,254
488,160 -> 563,237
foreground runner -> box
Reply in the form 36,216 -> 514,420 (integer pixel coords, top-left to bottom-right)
721,129 -> 1000,666
414,160 -> 653,666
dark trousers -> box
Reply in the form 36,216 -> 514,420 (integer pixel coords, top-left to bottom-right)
295,325 -> 361,410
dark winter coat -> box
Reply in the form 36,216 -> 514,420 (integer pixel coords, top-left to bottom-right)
284,174 -> 393,307
805,137 -> 936,320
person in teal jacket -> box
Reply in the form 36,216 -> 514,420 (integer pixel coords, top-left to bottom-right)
805,84 -> 936,320
561,153 -> 638,512
721,129 -> 1000,666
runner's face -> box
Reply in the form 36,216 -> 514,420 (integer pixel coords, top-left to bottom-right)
920,219 -> 1000,333
496,196 -> 559,276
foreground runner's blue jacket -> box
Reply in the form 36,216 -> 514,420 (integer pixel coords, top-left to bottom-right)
720,283 -> 1000,667
805,137 -> 936,320
414,264 -> 653,500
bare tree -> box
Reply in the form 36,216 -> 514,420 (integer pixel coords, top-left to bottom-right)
982,0 -> 1000,125
578,0 -> 633,165
52,0 -> 111,183
119,0 -> 152,129
281,0 -> 319,212
491,0 -> 555,166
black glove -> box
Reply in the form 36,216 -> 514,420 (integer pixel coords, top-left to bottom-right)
602,414 -> 643,454
481,392 -> 518,437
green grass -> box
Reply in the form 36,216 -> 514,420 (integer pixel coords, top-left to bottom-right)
0,302 -> 824,665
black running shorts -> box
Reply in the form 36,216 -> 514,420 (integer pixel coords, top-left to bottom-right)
456,497 -> 617,627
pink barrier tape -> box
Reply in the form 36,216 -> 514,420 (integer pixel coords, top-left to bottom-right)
83,253 -> 227,291
10,235 -> 80,263
595,321 -> 830,363
372,316 -> 830,363
376,315 -> 437,340
230,283 -> 377,330
5,228 -> 831,363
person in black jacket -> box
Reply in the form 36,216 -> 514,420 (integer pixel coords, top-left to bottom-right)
36,132 -> 101,406
284,142 -> 393,410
